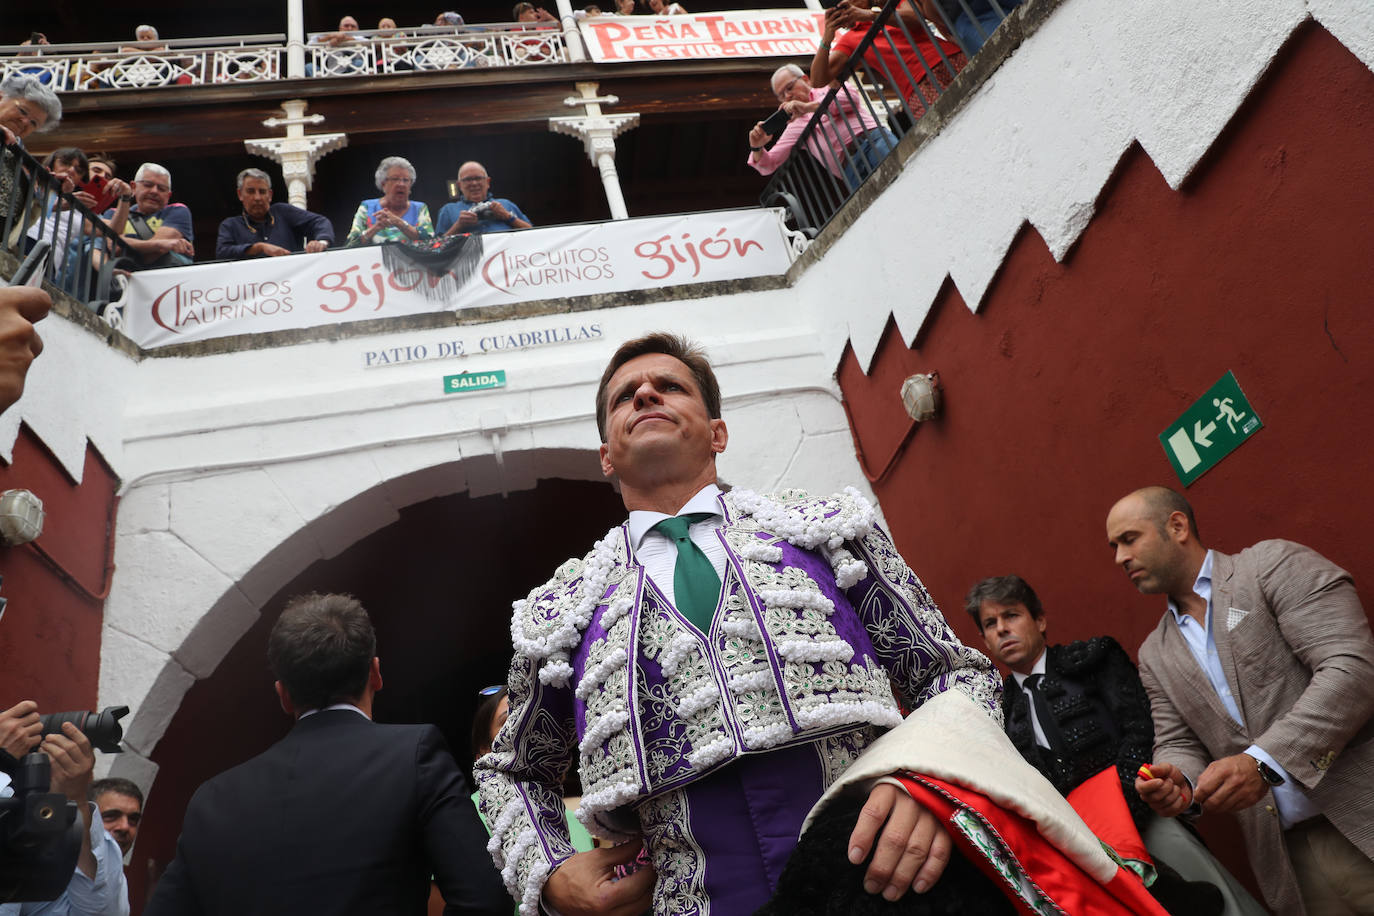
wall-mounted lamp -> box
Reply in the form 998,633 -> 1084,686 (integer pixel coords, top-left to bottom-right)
446,178 -> 460,200
0,489 -> 45,546
899,372 -> 942,422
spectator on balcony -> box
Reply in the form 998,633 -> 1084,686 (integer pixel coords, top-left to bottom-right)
0,74 -> 61,228
748,63 -> 897,191
15,33 -> 55,85
924,0 -> 1024,54
87,154 -> 118,182
513,3 -> 558,23
511,4 -> 558,62
121,25 -> 170,53
614,0 -> 637,12
216,168 -> 334,259
23,148 -> 132,283
813,0 -> 965,123
17,33 -> 50,54
436,161 -> 531,236
346,156 -> 433,246
103,162 -> 195,270
311,16 -> 366,48
309,16 -> 369,76
434,11 -> 466,27
644,0 -> 688,13
0,73 -> 61,148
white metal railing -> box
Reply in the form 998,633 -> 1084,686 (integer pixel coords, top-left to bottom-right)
0,24 -> 569,91
0,34 -> 285,91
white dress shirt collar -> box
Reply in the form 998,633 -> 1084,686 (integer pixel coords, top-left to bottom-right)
627,483 -> 723,552
1010,648 -> 1048,688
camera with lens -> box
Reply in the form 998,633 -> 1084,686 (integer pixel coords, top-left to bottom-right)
469,201 -> 497,221
0,706 -> 127,903
39,706 -> 129,754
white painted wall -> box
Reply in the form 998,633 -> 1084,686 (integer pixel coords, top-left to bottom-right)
2,0 -> 1366,783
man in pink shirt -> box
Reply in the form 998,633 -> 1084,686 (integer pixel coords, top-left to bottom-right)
747,64 -> 898,190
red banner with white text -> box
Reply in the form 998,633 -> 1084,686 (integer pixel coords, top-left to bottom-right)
579,10 -> 825,63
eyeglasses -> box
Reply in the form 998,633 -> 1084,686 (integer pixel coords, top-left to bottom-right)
459,175 -> 489,183
383,175 -> 414,184
478,684 -> 504,696
774,76 -> 801,100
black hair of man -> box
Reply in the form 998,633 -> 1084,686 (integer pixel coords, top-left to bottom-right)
267,593 -> 376,713
470,686 -> 508,763
963,575 -> 1044,630
594,332 -> 722,442
89,776 -> 144,806
1131,485 -> 1201,541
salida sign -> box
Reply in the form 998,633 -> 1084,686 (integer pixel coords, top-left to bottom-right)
124,209 -> 797,349
581,10 -> 824,62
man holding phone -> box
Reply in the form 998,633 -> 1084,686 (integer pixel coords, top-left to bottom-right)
746,63 -> 898,191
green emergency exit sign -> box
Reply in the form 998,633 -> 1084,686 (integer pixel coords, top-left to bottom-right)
1159,371 -> 1262,486
443,370 -> 506,394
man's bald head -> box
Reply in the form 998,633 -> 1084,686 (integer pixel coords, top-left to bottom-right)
1125,486 -> 1200,542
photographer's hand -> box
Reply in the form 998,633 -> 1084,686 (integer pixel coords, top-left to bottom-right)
42,722 -> 98,878
0,700 -> 41,757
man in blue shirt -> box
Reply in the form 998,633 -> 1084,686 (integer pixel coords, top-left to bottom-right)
215,169 -> 334,259
100,163 -> 194,269
435,161 -> 532,235
0,701 -> 129,915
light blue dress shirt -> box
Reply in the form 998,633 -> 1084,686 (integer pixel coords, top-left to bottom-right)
0,786 -> 129,916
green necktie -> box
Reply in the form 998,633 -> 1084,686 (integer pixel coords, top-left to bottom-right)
653,513 -> 721,632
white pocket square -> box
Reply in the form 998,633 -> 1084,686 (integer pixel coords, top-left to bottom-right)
1227,607 -> 1249,631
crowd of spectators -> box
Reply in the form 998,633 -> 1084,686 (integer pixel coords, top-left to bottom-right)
2,0 -> 1021,299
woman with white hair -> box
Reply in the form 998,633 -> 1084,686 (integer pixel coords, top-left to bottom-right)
1,74 -> 64,235
0,73 -> 62,146
345,156 -> 433,246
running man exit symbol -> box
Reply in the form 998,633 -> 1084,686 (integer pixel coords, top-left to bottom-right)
1159,372 -> 1263,486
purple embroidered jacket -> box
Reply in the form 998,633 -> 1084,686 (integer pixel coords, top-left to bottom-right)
476,488 -> 1000,915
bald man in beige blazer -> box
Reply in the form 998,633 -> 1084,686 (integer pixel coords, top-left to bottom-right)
1106,487 -> 1374,916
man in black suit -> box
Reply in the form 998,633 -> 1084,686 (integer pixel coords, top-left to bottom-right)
145,593 -> 509,916
965,575 -> 1154,825
966,575 -> 1264,916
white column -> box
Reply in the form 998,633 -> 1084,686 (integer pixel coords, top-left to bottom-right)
552,0 -> 589,61
286,0 -> 306,78
548,82 -> 639,220
593,139 -> 629,220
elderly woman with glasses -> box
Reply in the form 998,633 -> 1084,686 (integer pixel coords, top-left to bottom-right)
345,155 -> 433,246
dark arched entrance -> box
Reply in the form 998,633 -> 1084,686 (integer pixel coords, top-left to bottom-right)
133,476 -> 625,911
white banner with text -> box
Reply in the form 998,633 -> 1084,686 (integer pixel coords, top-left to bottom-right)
124,209 -> 800,349
579,10 -> 824,63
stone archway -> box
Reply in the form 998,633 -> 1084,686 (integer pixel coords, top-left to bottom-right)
120,474 -> 628,907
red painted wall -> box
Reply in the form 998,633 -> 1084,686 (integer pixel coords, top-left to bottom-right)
837,24 -> 1373,897
0,425 -> 118,711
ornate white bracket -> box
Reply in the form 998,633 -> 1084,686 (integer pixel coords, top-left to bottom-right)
548,82 -> 640,220
243,99 -> 348,208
